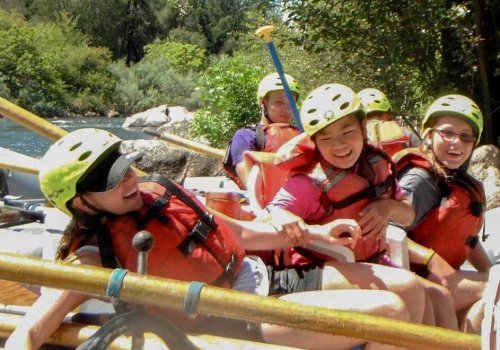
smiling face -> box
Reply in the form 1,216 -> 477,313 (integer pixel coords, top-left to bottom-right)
429,115 -> 475,170
314,114 -> 365,169
262,90 -> 295,124
80,168 -> 143,215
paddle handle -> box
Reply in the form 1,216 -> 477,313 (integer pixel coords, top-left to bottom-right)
255,25 -> 303,132
143,128 -> 225,161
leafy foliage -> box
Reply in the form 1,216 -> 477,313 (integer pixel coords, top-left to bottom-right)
144,39 -> 207,73
109,56 -> 201,115
0,10 -> 115,116
191,54 -> 268,147
283,0 -> 448,123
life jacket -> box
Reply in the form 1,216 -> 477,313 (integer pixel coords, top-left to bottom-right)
366,119 -> 410,157
71,175 -> 245,327
257,135 -> 396,266
223,123 -> 300,189
395,149 -> 486,269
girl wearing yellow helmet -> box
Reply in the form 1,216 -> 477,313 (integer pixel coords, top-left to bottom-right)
224,73 -> 301,189
396,94 -> 490,333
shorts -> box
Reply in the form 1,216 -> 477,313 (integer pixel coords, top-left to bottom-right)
267,265 -> 322,296
232,256 -> 269,296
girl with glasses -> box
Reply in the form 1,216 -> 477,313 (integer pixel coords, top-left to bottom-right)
395,94 -> 491,334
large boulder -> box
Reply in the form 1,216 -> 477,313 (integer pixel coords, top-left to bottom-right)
469,144 -> 500,210
123,105 -> 195,129
121,139 -> 224,184
122,105 -> 170,128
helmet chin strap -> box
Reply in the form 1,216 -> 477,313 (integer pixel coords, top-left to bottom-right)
77,193 -> 116,219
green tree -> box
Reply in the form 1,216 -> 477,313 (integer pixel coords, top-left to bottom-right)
283,0 -> 499,144
191,54 -> 267,147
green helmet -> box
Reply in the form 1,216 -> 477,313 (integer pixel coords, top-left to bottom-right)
257,73 -> 300,104
423,94 -> 483,144
358,88 -> 392,114
38,128 -> 122,216
300,83 -> 365,136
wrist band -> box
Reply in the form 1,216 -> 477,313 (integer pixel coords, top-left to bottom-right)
423,249 -> 436,266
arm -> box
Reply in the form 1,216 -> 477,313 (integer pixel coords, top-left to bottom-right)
212,207 -> 360,250
358,197 -> 415,237
4,249 -> 101,350
229,129 -> 257,189
468,242 -> 492,272
235,161 -> 249,189
407,238 -> 458,295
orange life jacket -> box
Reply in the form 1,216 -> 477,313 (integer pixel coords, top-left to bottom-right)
396,150 -> 485,269
223,123 -> 300,189
366,119 -> 410,156
72,175 -> 245,327
254,135 -> 396,267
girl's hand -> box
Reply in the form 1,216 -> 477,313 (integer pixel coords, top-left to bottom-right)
427,253 -> 458,295
274,218 -> 314,247
358,200 -> 390,241
309,219 -> 361,249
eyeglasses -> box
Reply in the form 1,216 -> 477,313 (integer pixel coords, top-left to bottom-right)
434,129 -> 476,143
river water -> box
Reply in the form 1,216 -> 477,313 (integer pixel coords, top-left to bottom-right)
0,117 -> 153,158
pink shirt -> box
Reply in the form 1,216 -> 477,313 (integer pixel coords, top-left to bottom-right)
269,171 -> 406,222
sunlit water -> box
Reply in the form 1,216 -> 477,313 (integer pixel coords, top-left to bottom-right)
0,117 -> 153,158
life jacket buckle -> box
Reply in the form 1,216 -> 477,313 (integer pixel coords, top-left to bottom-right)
224,254 -> 237,277
177,217 -> 213,256
191,217 -> 212,243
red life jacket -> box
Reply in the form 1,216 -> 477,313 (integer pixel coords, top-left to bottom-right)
223,123 -> 300,189
260,139 -> 396,267
289,146 -> 396,265
396,150 -> 485,269
72,175 -> 245,327
366,119 -> 410,157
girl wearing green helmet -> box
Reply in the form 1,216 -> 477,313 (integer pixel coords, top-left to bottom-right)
8,128 -> 413,350
260,83 -> 459,333
396,94 -> 490,333
358,88 -> 421,156
223,73 -> 301,189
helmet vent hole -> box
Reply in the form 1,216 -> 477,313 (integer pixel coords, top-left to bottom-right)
79,151 -> 92,161
69,142 -> 82,152
441,103 -> 451,107
331,94 -> 341,102
340,102 -> 350,110
472,112 -> 479,120
307,108 -> 317,114
309,120 -> 319,126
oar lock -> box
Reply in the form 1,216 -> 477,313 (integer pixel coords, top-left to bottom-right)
105,230 -> 206,319
106,230 -> 154,306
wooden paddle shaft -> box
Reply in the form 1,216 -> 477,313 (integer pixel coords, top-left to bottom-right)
0,97 -> 67,141
0,160 -> 38,175
0,253 -> 480,350
143,128 -> 225,161
0,97 -> 146,176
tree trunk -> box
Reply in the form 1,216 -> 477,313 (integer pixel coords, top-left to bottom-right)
472,0 -> 494,144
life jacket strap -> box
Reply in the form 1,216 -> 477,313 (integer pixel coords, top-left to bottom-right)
178,218 -> 213,256
331,176 -> 394,209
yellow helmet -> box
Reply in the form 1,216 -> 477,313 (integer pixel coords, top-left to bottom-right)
38,128 -> 122,216
257,73 -> 300,104
300,83 -> 365,136
423,94 -> 483,145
